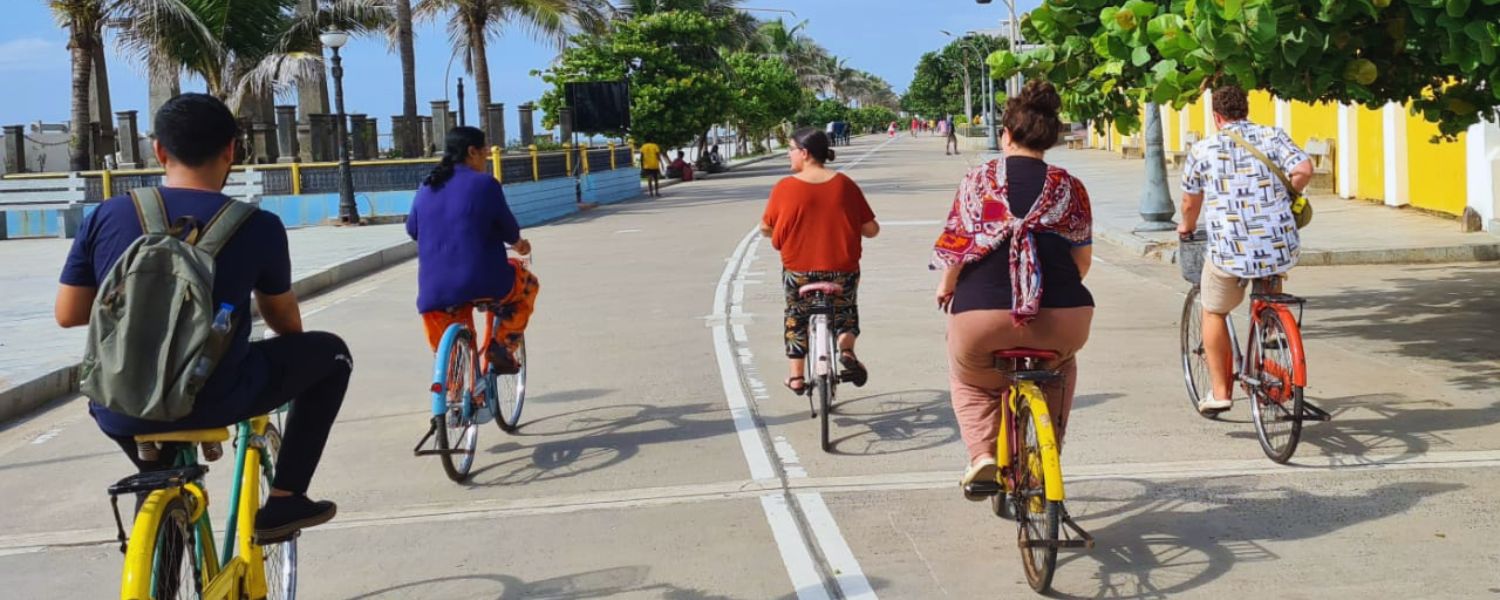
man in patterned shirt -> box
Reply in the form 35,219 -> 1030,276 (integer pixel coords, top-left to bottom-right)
1178,84 -> 1313,415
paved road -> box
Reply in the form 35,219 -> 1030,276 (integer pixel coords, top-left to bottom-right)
3,135 -> 1499,599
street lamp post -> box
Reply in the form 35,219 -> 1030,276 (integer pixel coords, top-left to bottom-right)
457,77 -> 466,127
321,30 -> 358,225
941,30 -> 979,136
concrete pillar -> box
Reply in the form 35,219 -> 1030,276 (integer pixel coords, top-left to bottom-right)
1274,99 -> 1291,131
295,0 -> 330,120
276,105 -> 299,163
420,116 -> 434,156
485,103 -> 506,148
430,101 -> 451,143
252,123 -> 276,164
349,114 -> 369,160
1202,90 -> 1216,136
147,58 -> 179,130
88,44 -> 116,167
309,114 -> 334,161
364,117 -> 379,159
1465,119 -> 1500,233
4,125 -> 27,174
1336,103 -> 1357,199
559,107 -> 573,142
1382,102 -> 1410,207
518,103 -> 536,147
115,111 -> 140,168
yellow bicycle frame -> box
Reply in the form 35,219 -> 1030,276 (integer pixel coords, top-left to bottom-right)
120,415 -> 273,600
996,381 -> 1067,502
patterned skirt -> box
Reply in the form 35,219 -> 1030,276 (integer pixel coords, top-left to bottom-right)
782,270 -> 861,359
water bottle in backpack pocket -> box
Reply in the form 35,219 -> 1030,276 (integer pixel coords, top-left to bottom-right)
79,188 -> 256,421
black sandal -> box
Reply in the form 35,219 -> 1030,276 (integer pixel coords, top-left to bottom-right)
784,376 -> 807,395
839,351 -> 869,387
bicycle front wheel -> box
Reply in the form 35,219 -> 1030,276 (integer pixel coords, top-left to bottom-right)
436,329 -> 479,482
492,336 -> 527,433
258,424 -> 296,599
1014,400 -> 1060,593
1180,286 -> 1213,416
123,494 -> 203,599
1248,306 -> 1304,463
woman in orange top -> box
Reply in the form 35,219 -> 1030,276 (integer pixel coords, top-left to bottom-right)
760,128 -> 881,394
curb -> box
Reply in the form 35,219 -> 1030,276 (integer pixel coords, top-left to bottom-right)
1095,222 -> 1500,267
0,239 -> 417,424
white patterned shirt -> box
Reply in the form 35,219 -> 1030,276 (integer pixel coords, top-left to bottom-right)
1181,121 -> 1309,279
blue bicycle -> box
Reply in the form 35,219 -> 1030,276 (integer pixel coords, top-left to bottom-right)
414,256 -> 531,483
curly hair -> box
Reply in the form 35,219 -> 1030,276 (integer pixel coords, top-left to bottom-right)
1001,80 -> 1062,152
1211,85 -> 1250,121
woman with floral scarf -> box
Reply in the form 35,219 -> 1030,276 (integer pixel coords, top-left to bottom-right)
930,81 -> 1095,496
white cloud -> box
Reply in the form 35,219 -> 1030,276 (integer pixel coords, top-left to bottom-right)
0,37 -> 68,73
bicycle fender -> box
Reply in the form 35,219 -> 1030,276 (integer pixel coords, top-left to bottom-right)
1020,383 -> 1067,503
431,323 -> 471,416
120,488 -> 184,599
1265,304 -> 1309,387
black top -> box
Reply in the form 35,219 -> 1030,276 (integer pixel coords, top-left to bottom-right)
950,156 -> 1095,313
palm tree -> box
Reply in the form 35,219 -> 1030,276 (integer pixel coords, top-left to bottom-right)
415,0 -> 609,122
51,0 -> 202,171
757,18 -> 830,90
395,0 -> 420,157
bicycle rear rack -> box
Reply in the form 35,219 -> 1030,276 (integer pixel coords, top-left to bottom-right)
106,465 -> 211,554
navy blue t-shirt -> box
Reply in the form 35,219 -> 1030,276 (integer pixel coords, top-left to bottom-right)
60,188 -> 292,436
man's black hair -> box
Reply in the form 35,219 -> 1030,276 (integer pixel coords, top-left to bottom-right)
153,93 -> 240,167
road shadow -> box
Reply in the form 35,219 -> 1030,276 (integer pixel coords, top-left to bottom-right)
1042,478 -> 1463,599
1303,265 -> 1500,391
465,402 -> 730,487
341,565 -> 890,599
827,389 -> 959,456
1221,393 -> 1500,466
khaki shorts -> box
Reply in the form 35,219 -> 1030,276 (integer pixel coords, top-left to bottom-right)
1199,261 -> 1249,315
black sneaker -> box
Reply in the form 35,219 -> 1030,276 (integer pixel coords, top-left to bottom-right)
254,494 -> 337,544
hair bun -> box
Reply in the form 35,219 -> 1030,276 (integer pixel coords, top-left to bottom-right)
1018,80 -> 1061,114
826,148 -> 836,162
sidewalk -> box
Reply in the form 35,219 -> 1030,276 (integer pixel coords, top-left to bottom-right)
0,224 -> 412,422
1047,148 -> 1500,265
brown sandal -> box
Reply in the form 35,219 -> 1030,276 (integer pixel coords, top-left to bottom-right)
784,376 -> 807,395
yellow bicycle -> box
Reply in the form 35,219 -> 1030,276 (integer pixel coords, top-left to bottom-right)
963,348 -> 1093,594
109,413 -> 295,599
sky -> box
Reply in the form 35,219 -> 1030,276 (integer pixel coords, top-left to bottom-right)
0,1 -> 1039,143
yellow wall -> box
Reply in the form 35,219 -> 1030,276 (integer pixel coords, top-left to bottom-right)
1355,106 -> 1385,202
1111,123 -> 1122,153
1406,109 -> 1467,215
1289,101 -> 1339,146
1186,99 -> 1205,139
1162,106 -> 1178,150
1248,91 -> 1276,125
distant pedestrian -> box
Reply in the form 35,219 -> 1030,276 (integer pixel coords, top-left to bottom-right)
639,140 -> 663,197
946,118 -> 960,155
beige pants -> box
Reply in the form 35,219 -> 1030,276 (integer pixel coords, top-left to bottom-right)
946,307 -> 1094,463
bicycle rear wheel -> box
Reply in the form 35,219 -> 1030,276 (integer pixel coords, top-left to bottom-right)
257,424 -> 296,599
131,495 -> 203,599
1180,286 -> 1213,416
492,336 -> 527,433
436,329 -> 479,482
1014,401 -> 1060,593
1248,306 -> 1304,463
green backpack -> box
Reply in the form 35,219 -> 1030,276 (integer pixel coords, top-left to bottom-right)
79,187 -> 255,421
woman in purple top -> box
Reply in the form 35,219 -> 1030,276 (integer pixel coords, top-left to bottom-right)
408,127 -> 539,376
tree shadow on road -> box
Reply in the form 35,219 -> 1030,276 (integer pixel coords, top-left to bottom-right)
340,563 -> 891,599
464,402 -> 731,487
1302,265 -> 1500,391
826,389 -> 959,456
1222,393 -> 1500,466
1045,478 -> 1463,599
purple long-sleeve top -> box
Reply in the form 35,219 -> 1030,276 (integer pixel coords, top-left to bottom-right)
406,164 -> 521,313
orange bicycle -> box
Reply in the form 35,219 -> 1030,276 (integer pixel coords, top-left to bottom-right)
1179,233 -> 1329,463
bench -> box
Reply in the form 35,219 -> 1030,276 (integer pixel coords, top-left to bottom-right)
1168,132 -> 1201,170
1121,133 -> 1144,159
1304,138 -> 1335,193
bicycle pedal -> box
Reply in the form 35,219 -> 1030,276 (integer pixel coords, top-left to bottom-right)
963,480 -> 1002,498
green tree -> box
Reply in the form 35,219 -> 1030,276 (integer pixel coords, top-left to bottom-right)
726,51 -> 801,152
900,34 -> 1008,120
537,11 -> 733,149
992,0 -> 1500,138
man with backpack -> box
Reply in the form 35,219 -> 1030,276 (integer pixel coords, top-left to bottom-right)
55,94 -> 351,542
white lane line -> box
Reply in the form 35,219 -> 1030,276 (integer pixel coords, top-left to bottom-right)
796,493 -> 878,600
28,428 -> 62,446
761,495 -> 835,600
838,136 -> 897,173
713,229 -> 777,482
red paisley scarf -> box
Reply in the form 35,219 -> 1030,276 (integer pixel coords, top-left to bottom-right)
930,159 -> 1093,325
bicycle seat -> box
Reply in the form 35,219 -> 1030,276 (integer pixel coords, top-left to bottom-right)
135,428 -> 230,444
993,348 -> 1060,361
799,282 -> 845,297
